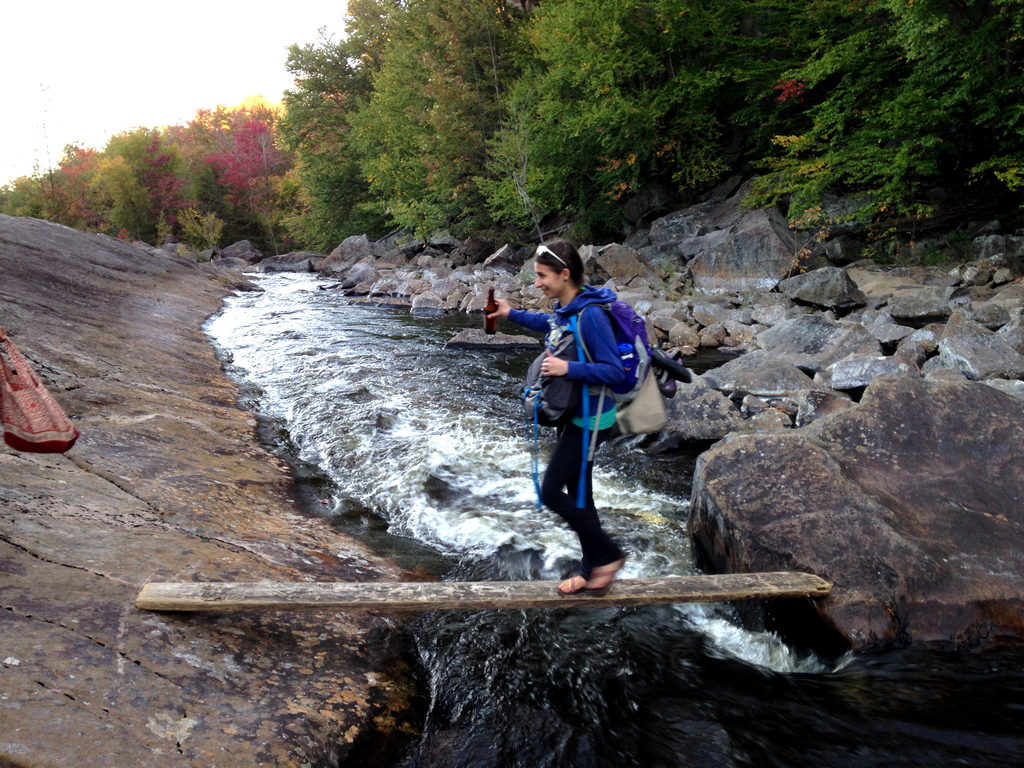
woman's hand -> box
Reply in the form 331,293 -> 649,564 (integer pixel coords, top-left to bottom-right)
488,298 -> 513,319
540,349 -> 569,377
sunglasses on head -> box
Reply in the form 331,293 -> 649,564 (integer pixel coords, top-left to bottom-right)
535,244 -> 569,269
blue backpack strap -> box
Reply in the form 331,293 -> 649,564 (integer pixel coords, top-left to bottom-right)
569,315 -> 590,509
530,394 -> 543,510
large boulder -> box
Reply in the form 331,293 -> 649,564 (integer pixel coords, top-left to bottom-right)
688,295 -> 735,328
991,281 -> 1024,313
250,251 -> 324,273
754,315 -> 882,374
338,261 -> 381,291
689,375 -> 1024,652
685,207 -> 800,294
411,291 -> 445,318
886,286 -> 954,325
647,377 -> 743,450
216,239 -> 263,262
319,234 -> 380,276
776,267 -> 867,312
819,353 -> 920,391
998,310 -> 1024,353
586,243 -> 651,285
647,201 -> 715,245
701,350 -> 823,398
938,332 -> 1024,380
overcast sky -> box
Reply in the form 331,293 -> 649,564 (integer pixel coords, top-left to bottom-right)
1,1 -> 349,185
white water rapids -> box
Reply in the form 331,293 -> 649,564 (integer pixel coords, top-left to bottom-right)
206,273 -> 827,674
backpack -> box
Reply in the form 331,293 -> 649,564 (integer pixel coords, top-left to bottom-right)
598,301 -> 654,402
579,301 -> 666,435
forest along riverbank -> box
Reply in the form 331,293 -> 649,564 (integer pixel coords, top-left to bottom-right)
208,273 -> 1024,768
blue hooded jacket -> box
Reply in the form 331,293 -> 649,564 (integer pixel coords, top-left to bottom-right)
509,286 -> 625,423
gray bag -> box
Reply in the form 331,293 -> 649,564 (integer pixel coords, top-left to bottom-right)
614,370 -> 667,434
521,330 -> 580,427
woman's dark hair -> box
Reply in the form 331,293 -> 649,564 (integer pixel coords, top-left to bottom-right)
534,240 -> 585,285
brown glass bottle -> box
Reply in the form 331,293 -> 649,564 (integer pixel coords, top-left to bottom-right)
484,288 -> 498,335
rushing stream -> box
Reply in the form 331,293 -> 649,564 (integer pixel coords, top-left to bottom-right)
207,273 -> 1023,767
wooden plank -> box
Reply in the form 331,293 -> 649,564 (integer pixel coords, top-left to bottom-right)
135,572 -> 831,613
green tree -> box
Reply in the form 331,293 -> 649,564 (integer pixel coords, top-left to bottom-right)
750,0 -> 1024,228
349,0 -> 526,237
87,128 -> 189,242
179,207 -> 225,251
279,1 -> 405,249
488,0 -> 796,238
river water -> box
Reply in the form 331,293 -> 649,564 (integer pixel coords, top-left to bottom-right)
207,274 -> 1022,768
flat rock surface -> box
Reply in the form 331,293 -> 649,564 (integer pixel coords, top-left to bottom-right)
0,215 -> 419,767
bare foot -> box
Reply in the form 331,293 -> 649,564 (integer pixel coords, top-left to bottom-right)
557,575 -> 588,596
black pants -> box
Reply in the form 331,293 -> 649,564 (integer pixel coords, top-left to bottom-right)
541,422 -> 624,579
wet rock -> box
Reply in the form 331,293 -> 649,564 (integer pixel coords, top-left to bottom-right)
251,251 -> 324,273
351,295 -> 413,311
776,267 -> 868,312
689,375 -> 1024,652
411,291 -> 445,317
754,315 -> 882,374
444,329 -> 540,350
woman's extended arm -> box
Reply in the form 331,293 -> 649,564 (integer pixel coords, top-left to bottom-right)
505,306 -> 551,334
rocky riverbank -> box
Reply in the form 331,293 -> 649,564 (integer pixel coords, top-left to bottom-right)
0,215 -> 421,767
226,180 -> 1024,654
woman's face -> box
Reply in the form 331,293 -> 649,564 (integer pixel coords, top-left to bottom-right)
533,260 -> 572,299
